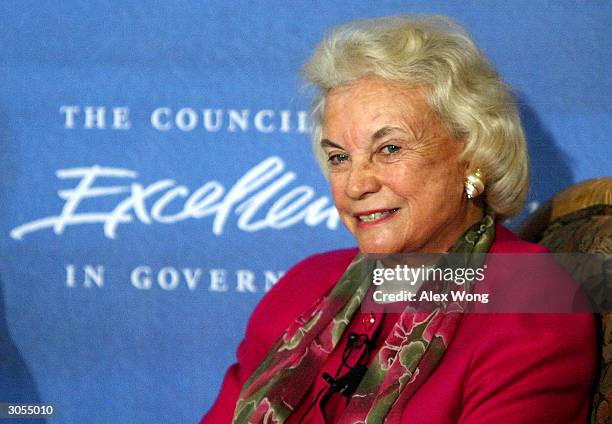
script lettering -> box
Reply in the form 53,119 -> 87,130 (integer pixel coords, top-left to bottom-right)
10,157 -> 340,240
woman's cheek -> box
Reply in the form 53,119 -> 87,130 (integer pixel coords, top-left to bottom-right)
329,178 -> 348,206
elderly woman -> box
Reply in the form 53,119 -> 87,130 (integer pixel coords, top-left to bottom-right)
202,16 -> 595,423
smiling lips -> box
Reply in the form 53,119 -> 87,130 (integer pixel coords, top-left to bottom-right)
353,208 -> 400,226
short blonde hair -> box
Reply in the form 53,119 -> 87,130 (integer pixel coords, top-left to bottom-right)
303,15 -> 528,218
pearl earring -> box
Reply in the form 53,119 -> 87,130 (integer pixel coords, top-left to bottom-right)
465,168 -> 484,199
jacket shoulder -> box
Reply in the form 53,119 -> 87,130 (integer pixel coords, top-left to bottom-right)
491,223 -> 550,254
242,248 -> 359,360
483,223 -> 588,313
258,248 -> 359,315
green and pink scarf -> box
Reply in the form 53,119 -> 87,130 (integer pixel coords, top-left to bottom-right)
233,213 -> 495,423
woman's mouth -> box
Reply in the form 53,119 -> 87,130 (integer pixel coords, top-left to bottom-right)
353,208 -> 400,225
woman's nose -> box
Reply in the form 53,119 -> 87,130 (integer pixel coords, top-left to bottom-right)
344,160 -> 381,200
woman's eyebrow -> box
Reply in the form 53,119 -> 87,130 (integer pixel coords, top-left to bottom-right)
320,139 -> 344,150
371,126 -> 406,141
320,126 -> 411,149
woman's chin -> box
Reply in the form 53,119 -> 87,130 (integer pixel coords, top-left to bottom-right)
352,227 -> 414,254
356,240 -> 407,255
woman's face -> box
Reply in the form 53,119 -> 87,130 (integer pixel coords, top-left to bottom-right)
322,76 -> 481,253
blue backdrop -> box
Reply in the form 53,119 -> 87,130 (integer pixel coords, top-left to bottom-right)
0,1 -> 610,422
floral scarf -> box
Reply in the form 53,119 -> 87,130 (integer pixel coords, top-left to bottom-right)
233,213 -> 495,423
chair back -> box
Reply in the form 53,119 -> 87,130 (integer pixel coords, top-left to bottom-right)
518,178 -> 612,424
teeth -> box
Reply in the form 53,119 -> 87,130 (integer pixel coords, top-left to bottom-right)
358,209 -> 397,222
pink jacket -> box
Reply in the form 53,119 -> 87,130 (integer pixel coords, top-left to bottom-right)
202,224 -> 596,423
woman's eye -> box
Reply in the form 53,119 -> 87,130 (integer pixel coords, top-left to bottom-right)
381,144 -> 401,154
328,153 -> 349,165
